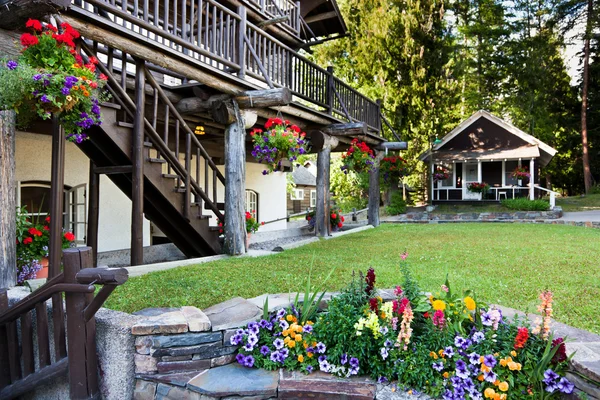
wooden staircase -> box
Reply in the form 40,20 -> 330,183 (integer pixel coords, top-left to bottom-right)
75,44 -> 226,258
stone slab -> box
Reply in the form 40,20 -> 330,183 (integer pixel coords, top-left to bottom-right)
151,332 -> 222,348
155,383 -> 218,400
153,341 -> 221,358
157,359 -> 211,374
187,363 -> 279,397
278,378 -> 376,399
134,307 -> 181,317
136,336 -> 153,355
246,293 -> 300,312
132,310 -> 189,335
210,354 -> 236,367
161,355 -> 193,362
135,354 -> 158,374
565,372 -> 600,399
203,297 -> 263,331
182,306 -> 212,332
137,371 -> 204,388
376,384 -> 431,400
133,379 -> 157,400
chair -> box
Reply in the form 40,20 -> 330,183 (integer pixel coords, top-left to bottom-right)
497,191 -> 507,200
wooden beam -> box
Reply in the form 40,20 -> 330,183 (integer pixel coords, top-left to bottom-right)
0,111 -> 16,289
310,130 -> 340,151
257,16 -> 290,27
376,142 -> 408,151
87,161 -> 100,268
176,88 -> 292,114
0,0 -> 71,30
223,101 -> 246,255
304,11 -> 339,24
322,122 -> 367,136
131,59 -> 145,266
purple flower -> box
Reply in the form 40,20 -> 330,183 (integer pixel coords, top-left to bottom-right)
305,365 -> 313,373
276,309 -> 286,318
384,339 -> 393,348
340,353 -> 348,365
557,377 -> 574,394
279,348 -> 289,358
318,360 -> 330,372
444,346 -> 454,358
279,320 -> 289,330
64,76 -> 78,88
483,370 -> 497,383
262,170 -> 268,175
468,352 -> 480,365
349,365 -> 359,375
33,74 -> 42,81
247,334 -> 258,346
303,324 -> 313,334
483,354 -> 497,368
377,376 -> 388,383
380,347 -> 389,360
247,322 -> 259,335
243,355 -> 255,368
40,95 -> 50,103
236,353 -> 245,364
471,331 -> 485,343
349,357 -> 359,368
270,351 -> 280,363
379,326 -> 389,335
316,342 -> 326,354
61,87 -> 70,95
43,79 -> 50,86
6,60 -> 17,70
260,345 -> 270,356
455,359 -> 469,379
454,336 -> 467,348
273,338 -> 284,350
230,333 -> 243,346
318,355 -> 327,363
243,343 -> 254,352
432,361 -> 444,372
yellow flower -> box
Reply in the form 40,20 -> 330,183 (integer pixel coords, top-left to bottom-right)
484,388 -> 496,399
499,395 -> 507,400
286,314 -> 294,322
307,352 -> 313,358
442,372 -> 449,378
507,361 -> 521,371
297,354 -> 304,362
287,340 -> 296,348
294,334 -> 302,342
66,96 -> 73,102
429,351 -> 436,358
500,358 -> 508,367
464,296 -> 476,311
498,381 -> 509,392
284,337 -> 290,343
510,350 -> 517,357
432,300 -> 446,311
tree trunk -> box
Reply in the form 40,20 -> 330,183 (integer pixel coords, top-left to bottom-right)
0,111 -> 16,289
314,132 -> 338,237
368,153 -> 385,227
580,0 -> 594,194
223,101 -> 246,255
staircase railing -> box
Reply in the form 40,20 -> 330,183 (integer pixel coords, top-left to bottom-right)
79,41 -> 225,222
0,247 -> 128,400
68,0 -> 383,132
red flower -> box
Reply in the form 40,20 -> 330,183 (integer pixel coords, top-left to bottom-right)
365,267 -> 376,295
273,117 -> 283,125
514,327 -> 529,349
74,54 -> 83,65
90,81 -> 98,89
25,19 -> 43,31
245,211 -> 252,220
306,216 -> 311,221
331,213 -> 337,219
23,237 -> 33,245
423,311 -> 430,318
88,56 -> 99,65
551,338 -> 567,364
43,225 -> 49,231
99,73 -> 108,81
46,24 -> 58,33
369,297 -> 379,313
264,118 -> 274,129
53,33 -> 75,48
337,222 -> 343,228
341,216 -> 345,222
20,33 -> 39,47
85,63 -> 96,73
28,227 -> 42,237
64,232 -> 76,242
261,222 -> 265,225
60,22 -> 80,38
45,216 -> 51,223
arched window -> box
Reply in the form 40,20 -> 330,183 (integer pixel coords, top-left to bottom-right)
18,181 -> 86,244
245,190 -> 258,221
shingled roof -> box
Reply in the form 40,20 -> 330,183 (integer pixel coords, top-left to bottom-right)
291,165 -> 316,186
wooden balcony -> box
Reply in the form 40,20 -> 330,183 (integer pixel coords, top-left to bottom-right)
47,0 -> 383,135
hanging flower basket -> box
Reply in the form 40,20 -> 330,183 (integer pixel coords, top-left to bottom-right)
340,138 -> 375,174
467,182 -> 490,193
0,19 -> 107,143
380,156 -> 409,186
432,167 -> 450,183
511,166 -> 531,181
250,117 -> 308,175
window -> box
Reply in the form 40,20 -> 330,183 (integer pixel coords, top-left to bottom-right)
290,189 -> 304,200
245,190 -> 258,220
19,181 -> 86,244
310,190 -> 317,207
505,161 -> 518,186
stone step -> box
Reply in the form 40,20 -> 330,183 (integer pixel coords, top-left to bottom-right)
187,363 -> 278,398
279,370 -> 377,400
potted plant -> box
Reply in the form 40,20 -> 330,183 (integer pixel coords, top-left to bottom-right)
432,167 -> 450,183
380,156 -> 409,187
245,211 -> 263,247
467,182 -> 490,194
511,165 -> 531,186
306,209 -> 345,232
16,208 -> 76,281
0,19 -> 107,142
250,118 -> 308,175
340,138 -> 375,174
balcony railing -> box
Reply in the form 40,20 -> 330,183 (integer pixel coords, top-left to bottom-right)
245,0 -> 300,35
70,0 -> 382,132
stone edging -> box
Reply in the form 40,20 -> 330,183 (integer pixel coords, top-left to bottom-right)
386,207 -> 563,223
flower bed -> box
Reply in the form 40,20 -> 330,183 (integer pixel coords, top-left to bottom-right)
232,258 -> 574,399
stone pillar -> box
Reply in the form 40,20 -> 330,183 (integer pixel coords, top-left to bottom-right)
0,111 -> 16,288
223,103 -> 246,255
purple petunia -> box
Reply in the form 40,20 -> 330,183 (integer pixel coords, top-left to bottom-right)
468,352 -> 480,365
444,346 -> 454,358
273,338 -> 284,350
303,324 -> 313,334
471,331 -> 485,343
236,353 -> 245,364
483,354 -> 497,368
33,74 -> 42,81
6,60 -> 17,70
305,365 -> 313,373
349,357 -> 359,368
316,342 -> 326,354
455,359 -> 469,379
260,345 -> 270,356
380,347 -> 389,360
340,353 -> 348,365
40,95 -> 50,103
432,361 -> 444,372
230,333 -> 244,346
61,87 -> 70,95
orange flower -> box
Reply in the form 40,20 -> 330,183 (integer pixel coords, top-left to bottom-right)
297,354 -> 304,362
498,381 -> 509,392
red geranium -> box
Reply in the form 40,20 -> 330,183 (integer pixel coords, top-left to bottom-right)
20,33 -> 39,47
28,227 -> 43,237
25,19 -> 43,31
99,73 -> 108,81
64,232 -> 76,242
46,24 -> 58,33
23,237 -> 33,245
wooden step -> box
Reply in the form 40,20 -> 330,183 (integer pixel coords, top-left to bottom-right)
162,173 -> 179,179
117,121 -> 134,128
148,158 -> 167,164
143,141 -> 154,148
174,187 -> 186,193
100,102 -> 122,110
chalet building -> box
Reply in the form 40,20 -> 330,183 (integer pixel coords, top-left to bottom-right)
0,0 -> 407,270
288,164 -> 317,214
419,110 -> 557,203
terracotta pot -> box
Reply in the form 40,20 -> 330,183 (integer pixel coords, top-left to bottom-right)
37,257 -> 49,279
246,233 -> 251,249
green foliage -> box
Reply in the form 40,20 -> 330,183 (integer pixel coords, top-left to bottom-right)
293,257 -> 336,325
589,185 -> 600,195
385,191 -> 407,215
330,155 -> 369,210
501,198 -> 550,211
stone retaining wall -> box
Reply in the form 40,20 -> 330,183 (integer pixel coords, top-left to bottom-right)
392,207 -> 563,223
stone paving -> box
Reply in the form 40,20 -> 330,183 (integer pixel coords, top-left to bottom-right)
131,292 -> 600,400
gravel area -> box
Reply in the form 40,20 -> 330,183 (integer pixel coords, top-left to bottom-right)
249,234 -> 315,251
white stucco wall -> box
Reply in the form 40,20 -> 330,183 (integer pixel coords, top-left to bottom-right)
246,162 -> 287,232
15,131 -> 151,252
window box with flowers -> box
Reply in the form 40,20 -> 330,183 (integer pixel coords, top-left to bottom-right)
16,207 -> 76,283
340,139 -> 375,174
306,208 -> 345,232
0,19 -> 107,142
467,182 -> 490,194
250,118 -> 308,175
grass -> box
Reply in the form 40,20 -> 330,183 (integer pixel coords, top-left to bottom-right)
556,193 -> 600,212
105,224 -> 600,335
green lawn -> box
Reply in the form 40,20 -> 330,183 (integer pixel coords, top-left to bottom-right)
556,193 -> 600,212
105,224 -> 600,334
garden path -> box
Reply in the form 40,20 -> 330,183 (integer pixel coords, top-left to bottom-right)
560,210 -> 600,221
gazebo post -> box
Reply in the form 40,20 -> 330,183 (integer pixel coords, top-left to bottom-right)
529,158 -> 535,200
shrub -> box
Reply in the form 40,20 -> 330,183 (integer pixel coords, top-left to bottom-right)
589,184 -> 600,195
385,191 -> 407,215
501,198 -> 549,211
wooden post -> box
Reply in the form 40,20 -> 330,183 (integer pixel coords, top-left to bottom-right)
313,131 -> 339,237
368,152 -> 384,227
63,247 -> 99,400
326,66 -> 334,115
529,158 -> 535,200
87,161 -> 99,267
224,100 -> 246,255
0,289 -> 10,389
131,59 -> 145,266
0,111 -> 16,289
237,6 -> 247,79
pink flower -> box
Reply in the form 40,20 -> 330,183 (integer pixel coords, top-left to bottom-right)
441,284 -> 449,293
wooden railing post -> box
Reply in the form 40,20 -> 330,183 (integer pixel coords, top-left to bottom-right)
0,110 -> 16,289
63,247 -> 99,400
326,66 -> 334,115
295,1 -> 301,33
376,99 -> 383,133
131,58 -> 145,266
87,161 -> 100,267
0,289 -> 10,390
184,133 -> 191,220
237,6 -> 247,79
